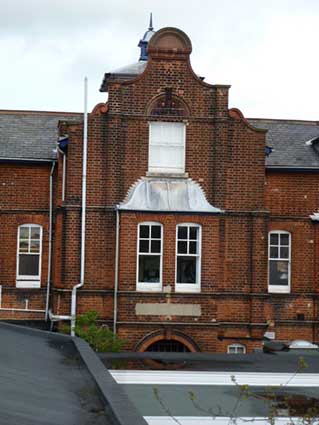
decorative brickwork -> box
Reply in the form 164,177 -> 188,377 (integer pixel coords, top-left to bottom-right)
0,26 -> 318,352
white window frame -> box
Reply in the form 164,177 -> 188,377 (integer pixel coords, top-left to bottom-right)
16,224 -> 42,288
175,223 -> 201,293
148,121 -> 186,174
136,222 -> 163,292
268,230 -> 291,294
227,343 -> 246,354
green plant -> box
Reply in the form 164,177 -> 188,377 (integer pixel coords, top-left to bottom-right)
61,310 -> 126,352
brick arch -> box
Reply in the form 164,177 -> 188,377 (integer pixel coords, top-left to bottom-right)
135,329 -> 200,353
146,92 -> 190,118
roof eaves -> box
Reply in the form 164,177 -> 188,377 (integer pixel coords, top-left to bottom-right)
0,157 -> 57,163
266,165 -> 319,172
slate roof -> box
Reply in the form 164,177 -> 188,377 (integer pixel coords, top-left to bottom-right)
109,61 -> 147,77
0,110 -> 81,161
249,118 -> 319,169
1,110 -> 319,169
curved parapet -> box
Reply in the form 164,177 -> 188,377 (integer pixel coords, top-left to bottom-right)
91,102 -> 108,115
229,108 -> 267,133
148,26 -> 192,57
118,177 -> 222,213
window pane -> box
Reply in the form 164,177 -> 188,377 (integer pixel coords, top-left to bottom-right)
270,246 -> 278,258
30,240 -> 40,253
280,234 -> 289,246
140,225 -> 149,238
151,240 -> 161,253
270,234 -> 278,245
177,256 -> 197,284
139,240 -> 149,253
151,226 -> 161,239
138,255 -> 160,283
19,254 -> 39,276
189,241 -> 197,254
269,260 -> 289,286
19,227 -> 29,239
19,240 -> 29,252
178,241 -> 187,254
228,347 -> 236,354
31,227 -> 41,239
280,247 -> 289,259
189,227 -> 198,240
178,226 -> 187,240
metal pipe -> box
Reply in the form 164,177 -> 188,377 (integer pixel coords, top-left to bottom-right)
49,309 -> 71,321
71,77 -> 88,337
62,153 -> 66,201
45,161 -> 55,321
113,208 -> 120,334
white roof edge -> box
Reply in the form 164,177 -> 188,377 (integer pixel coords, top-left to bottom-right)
110,370 -> 319,387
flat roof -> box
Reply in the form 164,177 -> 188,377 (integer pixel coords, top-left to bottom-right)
0,322 -> 147,425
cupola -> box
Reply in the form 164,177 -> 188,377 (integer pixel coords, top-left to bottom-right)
138,13 -> 155,61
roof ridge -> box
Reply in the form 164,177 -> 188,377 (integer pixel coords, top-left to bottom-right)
0,109 -> 82,116
248,117 -> 319,125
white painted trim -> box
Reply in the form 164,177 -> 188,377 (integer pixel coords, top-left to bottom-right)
16,280 -> 41,288
110,370 -> 319,387
268,230 -> 291,294
175,223 -> 201,292
136,222 -> 163,292
16,224 -> 42,288
144,417 -> 302,425
0,308 -> 45,312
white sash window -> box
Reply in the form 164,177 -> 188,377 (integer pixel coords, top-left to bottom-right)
149,122 -> 185,174
175,224 -> 201,292
137,222 -> 163,292
16,224 -> 42,288
268,231 -> 291,293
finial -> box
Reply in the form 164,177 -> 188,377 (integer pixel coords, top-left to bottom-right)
149,13 -> 153,31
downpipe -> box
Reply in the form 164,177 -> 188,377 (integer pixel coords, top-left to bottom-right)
113,208 -> 120,335
45,161 -> 56,321
70,76 -> 88,337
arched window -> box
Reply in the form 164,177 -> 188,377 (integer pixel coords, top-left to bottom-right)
16,224 -> 42,288
268,231 -> 291,293
137,222 -> 163,291
149,90 -> 188,117
227,343 -> 246,354
146,339 -> 190,352
175,223 -> 201,292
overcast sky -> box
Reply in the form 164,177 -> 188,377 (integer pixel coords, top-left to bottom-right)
1,0 -> 318,120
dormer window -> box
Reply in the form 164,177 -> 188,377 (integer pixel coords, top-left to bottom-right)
149,122 -> 186,174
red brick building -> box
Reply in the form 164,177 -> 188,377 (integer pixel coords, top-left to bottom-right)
1,24 -> 319,353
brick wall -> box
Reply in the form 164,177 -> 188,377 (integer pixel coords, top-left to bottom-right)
1,27 -> 318,350
0,163 -> 51,319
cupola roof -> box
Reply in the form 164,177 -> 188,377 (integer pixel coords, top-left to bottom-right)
138,13 -> 156,61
